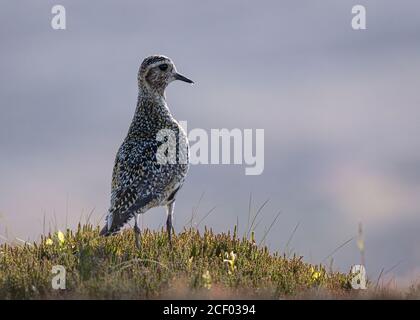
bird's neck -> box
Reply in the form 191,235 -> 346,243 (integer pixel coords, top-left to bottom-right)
126,87 -> 175,139
139,82 -> 166,100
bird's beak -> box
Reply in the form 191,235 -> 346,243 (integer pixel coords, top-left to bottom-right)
174,72 -> 194,84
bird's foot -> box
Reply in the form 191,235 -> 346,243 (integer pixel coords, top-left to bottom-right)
134,225 -> 141,250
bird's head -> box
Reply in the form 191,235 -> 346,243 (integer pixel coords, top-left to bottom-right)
138,55 -> 193,96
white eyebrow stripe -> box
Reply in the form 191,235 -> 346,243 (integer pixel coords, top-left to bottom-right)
147,61 -> 169,69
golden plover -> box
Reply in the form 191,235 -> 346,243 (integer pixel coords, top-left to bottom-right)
100,55 -> 193,248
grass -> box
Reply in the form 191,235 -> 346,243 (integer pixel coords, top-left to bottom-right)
0,223 -> 416,299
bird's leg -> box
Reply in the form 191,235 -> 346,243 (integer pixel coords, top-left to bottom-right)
134,214 -> 141,250
166,201 -> 175,247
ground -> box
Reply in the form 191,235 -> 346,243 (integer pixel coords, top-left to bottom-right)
0,224 -> 418,299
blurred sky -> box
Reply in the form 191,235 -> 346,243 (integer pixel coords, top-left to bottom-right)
1,0 -> 420,286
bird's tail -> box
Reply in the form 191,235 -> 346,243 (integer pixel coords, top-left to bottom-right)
99,212 -> 113,236
99,211 -> 133,236
99,224 -> 110,236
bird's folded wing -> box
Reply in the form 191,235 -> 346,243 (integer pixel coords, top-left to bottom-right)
103,153 -> 161,234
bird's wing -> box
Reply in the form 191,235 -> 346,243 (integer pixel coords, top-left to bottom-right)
101,142 -> 163,235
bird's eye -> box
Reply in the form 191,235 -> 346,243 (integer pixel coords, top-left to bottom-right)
159,64 -> 168,71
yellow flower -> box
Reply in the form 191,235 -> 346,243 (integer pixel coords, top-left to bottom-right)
187,256 -> 194,269
310,267 -> 322,281
250,231 -> 256,245
57,231 -> 65,244
223,251 -> 237,274
202,270 -> 212,290
357,223 -> 365,252
312,271 -> 321,280
357,238 -> 365,252
45,238 -> 53,246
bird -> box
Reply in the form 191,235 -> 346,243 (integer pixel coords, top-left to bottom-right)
100,55 -> 193,249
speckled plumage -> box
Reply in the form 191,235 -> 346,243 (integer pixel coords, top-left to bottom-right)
100,55 -> 192,241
